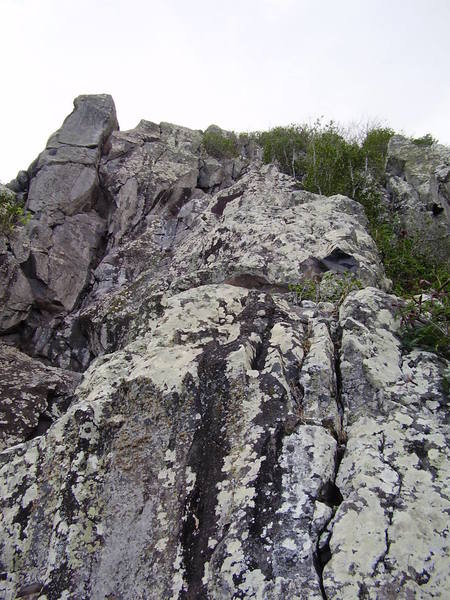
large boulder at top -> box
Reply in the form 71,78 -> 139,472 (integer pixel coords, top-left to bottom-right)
48,94 -> 118,149
0,97 -> 448,599
386,135 -> 450,264
20,95 -> 118,316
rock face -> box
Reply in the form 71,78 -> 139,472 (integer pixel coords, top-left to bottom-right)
386,135 -> 450,265
0,97 -> 448,600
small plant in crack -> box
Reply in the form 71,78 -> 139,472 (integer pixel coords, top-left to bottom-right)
0,187 -> 30,234
289,271 -> 363,307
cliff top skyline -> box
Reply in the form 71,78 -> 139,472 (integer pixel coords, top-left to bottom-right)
1,0 -> 450,182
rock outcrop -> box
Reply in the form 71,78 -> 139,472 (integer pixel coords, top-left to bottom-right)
0,96 -> 448,600
386,135 -> 450,265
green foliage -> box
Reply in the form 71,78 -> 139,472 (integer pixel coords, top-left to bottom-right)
0,188 -> 29,234
290,272 -> 363,306
399,279 -> 449,359
255,125 -> 310,178
202,130 -> 239,159
411,133 -> 437,147
361,127 -> 395,180
303,123 -> 363,197
255,120 -> 394,198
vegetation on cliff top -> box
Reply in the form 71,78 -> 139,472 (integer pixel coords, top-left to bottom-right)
253,121 -> 449,358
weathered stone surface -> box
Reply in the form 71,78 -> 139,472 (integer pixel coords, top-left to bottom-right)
322,288 -> 449,599
36,163 -> 388,370
0,98 -> 448,600
0,284 -> 339,599
386,135 -> 450,264
18,95 -> 118,316
0,240 -> 33,332
48,94 -> 118,149
0,344 -> 80,451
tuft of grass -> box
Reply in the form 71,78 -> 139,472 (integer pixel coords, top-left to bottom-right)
289,272 -> 363,307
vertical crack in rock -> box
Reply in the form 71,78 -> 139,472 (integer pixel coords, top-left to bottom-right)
313,320 -> 347,600
180,341 -> 233,600
371,431 -> 403,576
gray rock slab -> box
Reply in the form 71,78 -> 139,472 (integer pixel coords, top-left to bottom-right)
0,344 -> 80,451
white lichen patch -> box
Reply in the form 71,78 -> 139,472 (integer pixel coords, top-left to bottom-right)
325,287 -> 450,598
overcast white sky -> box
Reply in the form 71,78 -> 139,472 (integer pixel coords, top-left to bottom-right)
1,0 -> 449,182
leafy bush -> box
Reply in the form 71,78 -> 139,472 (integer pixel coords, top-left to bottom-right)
202,130 -> 238,159
361,127 -> 395,181
411,133 -> 437,147
255,125 -> 310,178
399,279 -> 449,358
0,187 -> 29,234
303,124 -> 364,197
255,120 -> 394,198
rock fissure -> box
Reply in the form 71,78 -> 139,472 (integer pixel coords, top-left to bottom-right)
372,431 -> 404,576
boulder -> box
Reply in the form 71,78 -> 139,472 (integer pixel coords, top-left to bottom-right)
21,95 -> 118,316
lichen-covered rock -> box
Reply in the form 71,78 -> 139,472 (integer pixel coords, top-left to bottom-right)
0,284 -> 343,599
0,97 -> 448,600
34,163 -> 388,370
322,288 -> 449,599
386,135 -> 450,265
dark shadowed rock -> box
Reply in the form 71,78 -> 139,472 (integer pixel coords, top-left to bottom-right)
0,344 -> 80,451
0,238 -> 33,333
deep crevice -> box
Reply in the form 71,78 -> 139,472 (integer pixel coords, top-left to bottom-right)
313,320 -> 347,600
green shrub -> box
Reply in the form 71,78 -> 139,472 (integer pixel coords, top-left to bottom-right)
202,130 -> 239,159
255,120 -> 394,198
0,188 -> 29,234
303,123 -> 364,197
361,127 -> 395,181
399,280 -> 449,359
255,125 -> 311,178
411,133 -> 437,147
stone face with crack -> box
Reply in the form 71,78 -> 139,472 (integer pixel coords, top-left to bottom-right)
0,96 -> 448,600
322,288 -> 450,599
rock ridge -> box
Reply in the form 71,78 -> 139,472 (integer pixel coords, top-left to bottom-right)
0,95 -> 448,600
